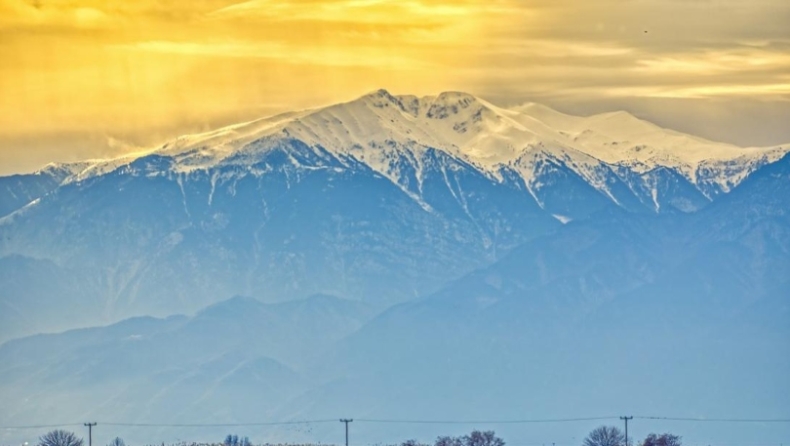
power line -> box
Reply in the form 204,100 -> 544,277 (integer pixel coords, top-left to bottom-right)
97,420 -> 339,428
340,419 -> 353,446
620,416 -> 633,446
355,417 -> 618,424
83,422 -> 96,446
4,416 -> 790,430
1,424 -> 83,430
634,416 -> 790,423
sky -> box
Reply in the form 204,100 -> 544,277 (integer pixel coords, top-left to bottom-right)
1,0 -> 789,175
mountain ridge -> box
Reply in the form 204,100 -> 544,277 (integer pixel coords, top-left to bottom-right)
0,90 -> 787,340
7,89 -> 787,215
0,93 -> 788,446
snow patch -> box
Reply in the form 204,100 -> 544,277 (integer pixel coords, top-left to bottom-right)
23,89 -> 788,210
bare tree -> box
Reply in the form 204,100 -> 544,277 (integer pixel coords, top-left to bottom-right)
402,440 -> 430,446
583,426 -> 624,446
641,433 -> 681,446
107,438 -> 125,446
38,430 -> 84,446
435,436 -> 463,446
463,431 -> 505,446
222,435 -> 250,446
434,431 -> 504,446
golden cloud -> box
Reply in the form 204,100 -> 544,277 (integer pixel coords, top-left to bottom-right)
1,0 -> 790,173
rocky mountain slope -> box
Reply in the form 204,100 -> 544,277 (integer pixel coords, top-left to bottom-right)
0,154 -> 787,446
0,89 -> 787,343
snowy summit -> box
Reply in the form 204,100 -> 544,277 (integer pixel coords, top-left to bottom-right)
35,89 -> 790,204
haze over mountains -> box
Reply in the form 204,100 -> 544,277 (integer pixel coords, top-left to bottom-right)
0,90 -> 788,446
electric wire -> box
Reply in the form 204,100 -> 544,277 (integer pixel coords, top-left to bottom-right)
355,417 -> 618,425
3,416 -> 790,430
99,420 -> 339,428
0,424 -> 83,430
634,416 -> 790,423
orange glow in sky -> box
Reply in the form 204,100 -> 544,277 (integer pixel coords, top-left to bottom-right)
1,0 -> 789,173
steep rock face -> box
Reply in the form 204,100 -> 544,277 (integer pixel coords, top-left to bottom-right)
0,164 -> 78,218
614,166 -> 711,213
0,137 -> 561,341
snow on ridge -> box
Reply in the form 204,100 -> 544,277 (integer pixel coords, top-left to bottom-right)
36,161 -> 97,183
26,89 -> 789,200
694,144 -> 789,194
511,101 -> 786,166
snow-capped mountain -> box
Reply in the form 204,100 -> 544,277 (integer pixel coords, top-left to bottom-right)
0,163 -> 88,218
0,90 -> 787,341
0,90 -> 789,446
47,89 -> 788,209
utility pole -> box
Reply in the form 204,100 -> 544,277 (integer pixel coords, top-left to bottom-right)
339,419 -> 353,446
84,423 -> 97,446
620,416 -> 633,446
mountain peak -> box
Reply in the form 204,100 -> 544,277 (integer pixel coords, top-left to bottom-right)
26,89 -> 788,199
348,89 -> 485,114
351,89 -> 484,120
425,91 -> 480,120
434,90 -> 479,102
588,109 -> 657,131
357,88 -> 401,109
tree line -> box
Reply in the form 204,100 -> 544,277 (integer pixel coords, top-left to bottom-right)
582,426 -> 681,446
34,427 -> 681,446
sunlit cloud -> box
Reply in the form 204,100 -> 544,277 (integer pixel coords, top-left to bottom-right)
638,83 -> 790,99
636,48 -> 790,75
1,0 -> 790,174
547,82 -> 790,100
0,0 -> 115,29
116,40 -> 432,69
483,39 -> 635,58
209,0 -> 490,24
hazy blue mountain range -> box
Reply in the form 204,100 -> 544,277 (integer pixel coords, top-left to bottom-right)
0,91 -> 786,341
0,294 -> 374,442
0,156 -> 787,444
0,91 -> 788,446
